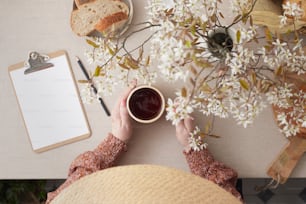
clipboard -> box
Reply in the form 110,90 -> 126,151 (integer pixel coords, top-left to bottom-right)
8,50 -> 91,153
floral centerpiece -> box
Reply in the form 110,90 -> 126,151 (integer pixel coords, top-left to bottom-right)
80,0 -> 306,151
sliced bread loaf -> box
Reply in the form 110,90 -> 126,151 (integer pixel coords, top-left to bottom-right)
71,0 -> 129,36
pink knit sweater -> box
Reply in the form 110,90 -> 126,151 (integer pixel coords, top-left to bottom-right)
46,134 -> 242,203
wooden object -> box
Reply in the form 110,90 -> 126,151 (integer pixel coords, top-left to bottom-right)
8,50 -> 91,152
267,134 -> 306,184
252,0 -> 306,33
267,73 -> 306,184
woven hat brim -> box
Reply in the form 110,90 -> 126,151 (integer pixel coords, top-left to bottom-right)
51,164 -> 241,204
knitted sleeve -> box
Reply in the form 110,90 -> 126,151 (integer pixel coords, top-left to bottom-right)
46,133 -> 127,204
184,149 -> 243,202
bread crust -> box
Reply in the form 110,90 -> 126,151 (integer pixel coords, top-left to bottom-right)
70,0 -> 129,36
94,11 -> 128,33
74,0 -> 96,9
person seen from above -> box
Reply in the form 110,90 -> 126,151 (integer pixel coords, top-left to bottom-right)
46,82 -> 243,203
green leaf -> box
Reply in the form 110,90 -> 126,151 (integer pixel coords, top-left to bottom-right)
219,12 -> 224,19
239,79 -> 249,90
125,57 -> 139,69
138,47 -> 144,61
145,56 -> 150,66
118,63 -> 130,70
201,22 -> 207,32
251,71 -> 257,84
261,83 -> 271,93
249,15 -> 253,26
94,66 -> 102,77
86,39 -> 99,48
236,30 -> 241,43
275,66 -> 283,76
260,80 -> 273,93
242,15 -> 248,24
198,60 -> 211,68
199,132 -> 207,139
78,80 -> 89,83
189,65 -> 197,75
190,23 -> 196,35
181,87 -> 187,98
201,83 -> 212,93
219,86 -> 229,93
204,121 -> 211,133
208,134 -> 221,138
265,28 -> 273,42
211,14 -> 217,23
185,40 -> 192,48
106,45 -> 115,56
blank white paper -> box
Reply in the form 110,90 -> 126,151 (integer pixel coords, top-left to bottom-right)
9,52 -> 90,152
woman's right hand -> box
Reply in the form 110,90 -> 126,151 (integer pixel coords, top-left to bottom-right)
111,81 -> 136,143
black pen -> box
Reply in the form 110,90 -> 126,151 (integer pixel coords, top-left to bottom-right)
76,56 -> 111,116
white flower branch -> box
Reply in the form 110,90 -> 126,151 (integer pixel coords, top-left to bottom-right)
81,0 -> 306,151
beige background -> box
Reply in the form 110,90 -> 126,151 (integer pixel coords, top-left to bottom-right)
0,0 -> 305,179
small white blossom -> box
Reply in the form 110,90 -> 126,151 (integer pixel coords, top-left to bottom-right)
267,83 -> 294,109
257,47 -> 266,57
231,89 -> 266,128
135,69 -> 157,85
279,15 -> 288,27
207,97 -> 229,118
273,89 -> 306,137
282,2 -> 304,20
283,125 -> 300,137
151,34 -> 190,82
228,47 -> 256,76
272,39 -> 287,52
79,83 -> 96,104
193,91 -> 229,118
85,37 -> 117,65
293,39 -> 303,51
146,0 -> 169,23
277,112 -> 300,137
166,96 -> 193,125
189,126 -> 208,151
231,0 -> 254,15
238,26 -> 257,43
94,78 -> 114,96
302,120 -> 306,128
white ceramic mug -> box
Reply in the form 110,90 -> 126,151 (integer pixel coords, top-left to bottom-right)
126,85 -> 165,123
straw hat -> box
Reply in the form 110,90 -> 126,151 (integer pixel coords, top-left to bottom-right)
51,164 -> 241,204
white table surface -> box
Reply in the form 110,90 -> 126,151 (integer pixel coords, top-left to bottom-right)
0,0 -> 305,179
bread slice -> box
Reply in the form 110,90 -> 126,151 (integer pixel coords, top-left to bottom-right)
94,11 -> 128,34
71,0 -> 129,36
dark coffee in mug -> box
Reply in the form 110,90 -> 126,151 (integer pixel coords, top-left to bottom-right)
128,87 -> 163,121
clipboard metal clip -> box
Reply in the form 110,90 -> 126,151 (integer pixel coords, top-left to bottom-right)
24,51 -> 54,75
